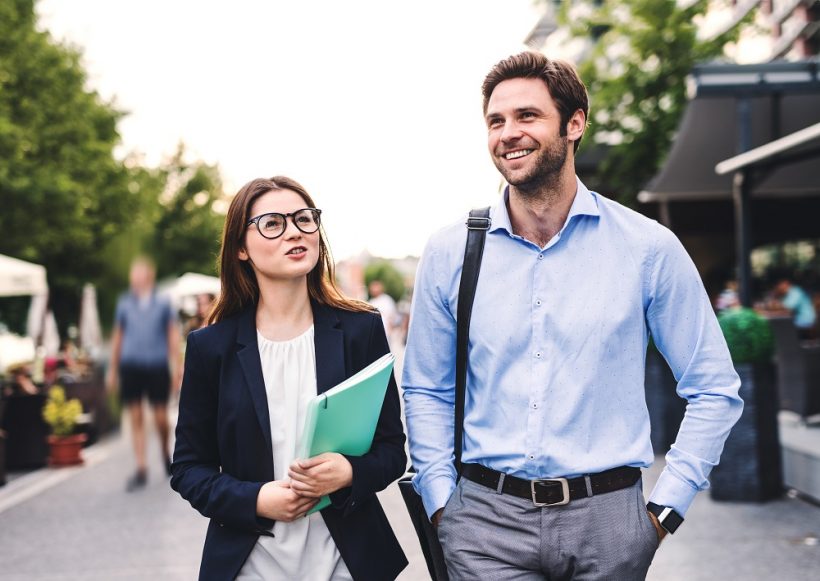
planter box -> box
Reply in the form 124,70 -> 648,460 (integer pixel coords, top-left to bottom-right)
0,398 -> 6,485
768,316 -> 820,419
710,362 -> 782,502
0,432 -> 6,486
1,393 -> 49,470
64,369 -> 116,443
644,349 -> 686,454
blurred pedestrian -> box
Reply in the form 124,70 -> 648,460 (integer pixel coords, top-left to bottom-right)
171,176 -> 407,580
772,276 -> 817,339
403,51 -> 743,580
367,279 -> 398,340
107,257 -> 182,491
183,292 -> 216,337
715,279 -> 740,312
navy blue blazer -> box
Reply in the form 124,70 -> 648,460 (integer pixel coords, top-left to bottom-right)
171,301 -> 408,581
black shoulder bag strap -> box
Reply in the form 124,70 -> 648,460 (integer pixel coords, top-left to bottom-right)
454,207 -> 491,476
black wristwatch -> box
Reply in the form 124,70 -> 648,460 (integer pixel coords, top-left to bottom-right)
646,502 -> 684,534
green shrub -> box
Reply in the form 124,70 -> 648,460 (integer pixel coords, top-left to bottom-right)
718,307 -> 774,364
42,386 -> 83,437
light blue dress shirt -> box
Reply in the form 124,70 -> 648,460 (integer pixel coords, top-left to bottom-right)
402,178 -> 743,519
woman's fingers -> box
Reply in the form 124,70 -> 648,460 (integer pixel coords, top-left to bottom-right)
280,496 -> 319,521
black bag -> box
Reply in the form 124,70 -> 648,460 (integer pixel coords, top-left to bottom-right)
397,207 -> 491,581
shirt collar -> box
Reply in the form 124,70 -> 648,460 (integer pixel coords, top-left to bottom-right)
489,176 -> 600,236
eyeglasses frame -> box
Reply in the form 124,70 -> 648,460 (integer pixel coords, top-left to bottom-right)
246,208 -> 322,240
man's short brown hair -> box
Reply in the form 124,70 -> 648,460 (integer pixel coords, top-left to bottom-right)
482,52 -> 589,152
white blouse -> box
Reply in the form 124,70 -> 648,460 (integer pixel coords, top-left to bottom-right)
237,326 -> 352,581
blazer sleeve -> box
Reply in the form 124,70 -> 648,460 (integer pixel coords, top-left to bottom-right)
170,331 -> 275,533
329,313 -> 407,516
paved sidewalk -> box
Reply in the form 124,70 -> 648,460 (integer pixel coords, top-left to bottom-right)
1,426 -> 818,580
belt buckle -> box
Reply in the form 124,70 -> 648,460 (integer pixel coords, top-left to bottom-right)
531,478 -> 570,507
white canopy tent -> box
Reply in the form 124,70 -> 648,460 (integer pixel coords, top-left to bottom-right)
159,272 -> 221,316
0,254 -> 52,367
78,283 -> 103,358
0,254 -> 48,297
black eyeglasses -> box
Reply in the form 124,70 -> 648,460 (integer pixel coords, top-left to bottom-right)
246,208 -> 322,240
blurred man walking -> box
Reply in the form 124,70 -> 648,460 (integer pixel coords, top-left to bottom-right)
107,257 -> 181,491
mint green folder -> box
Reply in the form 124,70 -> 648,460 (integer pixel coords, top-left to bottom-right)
299,353 -> 395,513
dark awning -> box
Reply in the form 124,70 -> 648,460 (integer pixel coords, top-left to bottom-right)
638,91 -> 820,204
637,61 -> 820,304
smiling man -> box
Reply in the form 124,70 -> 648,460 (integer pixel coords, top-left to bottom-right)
402,52 -> 743,580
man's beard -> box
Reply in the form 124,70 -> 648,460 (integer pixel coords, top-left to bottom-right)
495,134 -> 569,198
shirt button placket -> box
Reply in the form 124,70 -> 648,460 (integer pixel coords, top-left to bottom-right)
530,250 -> 546,468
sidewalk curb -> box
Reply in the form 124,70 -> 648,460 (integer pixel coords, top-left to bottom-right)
0,433 -> 119,516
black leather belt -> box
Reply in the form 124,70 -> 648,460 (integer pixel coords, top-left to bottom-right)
462,463 -> 641,507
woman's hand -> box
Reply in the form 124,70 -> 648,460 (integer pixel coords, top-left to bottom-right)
256,479 -> 318,522
288,453 -> 353,498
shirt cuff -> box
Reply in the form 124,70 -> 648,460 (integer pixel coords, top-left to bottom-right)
415,473 -> 456,520
648,467 -> 699,516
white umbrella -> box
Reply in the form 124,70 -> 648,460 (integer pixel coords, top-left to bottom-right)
42,310 -> 60,356
26,292 -> 49,341
159,272 -> 221,310
25,293 -> 59,354
79,283 -> 103,358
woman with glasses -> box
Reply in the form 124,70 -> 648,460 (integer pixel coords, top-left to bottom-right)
170,176 -> 408,581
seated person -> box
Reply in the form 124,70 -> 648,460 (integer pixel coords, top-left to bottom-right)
773,278 -> 817,340
3,364 -> 40,397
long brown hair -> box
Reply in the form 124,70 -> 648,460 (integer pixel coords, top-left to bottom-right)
208,176 -> 372,324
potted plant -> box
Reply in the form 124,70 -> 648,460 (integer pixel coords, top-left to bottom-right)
710,307 -> 782,501
42,385 -> 86,466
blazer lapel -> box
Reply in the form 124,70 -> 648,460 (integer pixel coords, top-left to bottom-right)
236,306 -> 274,460
312,301 -> 346,394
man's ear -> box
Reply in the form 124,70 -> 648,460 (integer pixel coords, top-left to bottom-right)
566,108 -> 586,144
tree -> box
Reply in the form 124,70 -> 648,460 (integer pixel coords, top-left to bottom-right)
0,2 -> 228,331
0,0 -> 135,329
94,147 -> 226,327
147,146 -> 226,279
554,0 -> 746,205
364,261 -> 406,302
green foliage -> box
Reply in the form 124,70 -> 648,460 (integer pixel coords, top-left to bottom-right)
364,261 -> 406,302
718,307 -> 774,364
556,0 -> 747,205
42,385 -> 83,436
0,0 -> 134,328
146,146 -> 225,279
0,3 -> 226,332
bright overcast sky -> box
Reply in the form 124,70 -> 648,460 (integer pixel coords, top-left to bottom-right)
37,0 -> 539,261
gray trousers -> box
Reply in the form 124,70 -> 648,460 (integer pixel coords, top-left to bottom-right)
437,476 -> 660,580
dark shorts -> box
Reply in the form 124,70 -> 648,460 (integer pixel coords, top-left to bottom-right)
120,364 -> 170,405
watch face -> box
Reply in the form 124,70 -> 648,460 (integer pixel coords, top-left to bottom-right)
647,502 -> 683,534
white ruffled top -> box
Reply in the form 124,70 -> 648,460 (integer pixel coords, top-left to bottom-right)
237,326 -> 352,581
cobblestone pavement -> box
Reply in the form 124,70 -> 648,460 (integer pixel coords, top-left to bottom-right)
1,415 -> 818,580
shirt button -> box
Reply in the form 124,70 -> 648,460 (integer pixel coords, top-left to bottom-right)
532,403 -> 538,409
535,300 -> 542,306
537,254 -> 544,260
529,455 -> 535,459
535,352 -> 542,358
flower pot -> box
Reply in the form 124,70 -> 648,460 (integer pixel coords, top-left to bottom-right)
710,362 -> 782,502
47,434 -> 87,467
